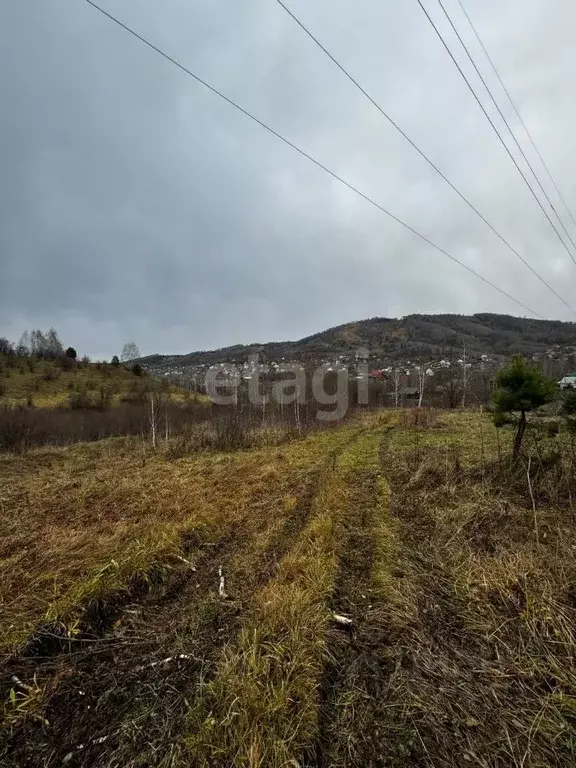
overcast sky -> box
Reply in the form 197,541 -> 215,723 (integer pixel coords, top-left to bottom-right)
1,0 -> 576,359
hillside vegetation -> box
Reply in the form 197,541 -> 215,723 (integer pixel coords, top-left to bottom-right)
141,313 -> 576,367
3,406 -> 576,767
0,353 -> 215,453
0,355 -> 196,409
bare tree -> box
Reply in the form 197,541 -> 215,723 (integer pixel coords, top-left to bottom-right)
437,363 -> 461,408
416,366 -> 426,408
149,394 -> 155,448
0,338 -> 13,355
121,341 -> 140,363
460,345 -> 471,407
30,330 -> 46,357
46,328 -> 64,358
393,368 -> 401,408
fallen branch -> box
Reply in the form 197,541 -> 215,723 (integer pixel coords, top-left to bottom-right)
63,735 -> 110,763
11,675 -> 35,694
332,613 -> 353,627
135,653 -> 196,672
218,565 -> 228,599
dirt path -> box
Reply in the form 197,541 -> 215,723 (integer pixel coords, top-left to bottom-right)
313,448 -> 382,764
307,427 -> 397,768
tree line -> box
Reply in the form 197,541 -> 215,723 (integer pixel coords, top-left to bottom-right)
0,331 -> 141,368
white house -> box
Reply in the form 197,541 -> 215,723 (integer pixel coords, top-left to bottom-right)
560,375 -> 576,389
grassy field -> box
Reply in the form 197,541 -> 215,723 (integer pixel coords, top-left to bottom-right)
2,408 -> 576,766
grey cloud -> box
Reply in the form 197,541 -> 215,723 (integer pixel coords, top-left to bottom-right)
1,0 -> 576,360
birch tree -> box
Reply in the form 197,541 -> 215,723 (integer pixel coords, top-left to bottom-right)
415,366 -> 426,408
393,368 -> 401,408
121,341 -> 140,363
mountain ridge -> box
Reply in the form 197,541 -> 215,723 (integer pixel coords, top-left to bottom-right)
139,313 -> 576,367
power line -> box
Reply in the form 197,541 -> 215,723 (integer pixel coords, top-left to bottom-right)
83,0 -> 540,318
417,0 -> 576,268
433,0 -> 576,258
273,0 -> 576,317
456,0 -> 576,234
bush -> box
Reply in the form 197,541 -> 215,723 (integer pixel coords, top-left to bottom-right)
561,389 -> 576,417
0,406 -> 35,452
65,347 -> 77,359
0,400 -> 211,453
213,410 -> 253,451
58,355 -> 75,371
68,389 -> 111,411
43,368 -> 60,382
131,363 -> 143,377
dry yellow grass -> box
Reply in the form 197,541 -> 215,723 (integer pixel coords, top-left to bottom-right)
0,423 -> 361,656
183,426 -> 391,767
3,407 -> 576,768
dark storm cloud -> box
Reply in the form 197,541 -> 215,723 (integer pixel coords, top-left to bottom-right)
1,0 -> 575,358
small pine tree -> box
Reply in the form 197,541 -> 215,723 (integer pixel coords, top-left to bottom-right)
493,355 -> 556,459
131,363 -> 143,377
111,355 -> 120,367
65,346 -> 77,360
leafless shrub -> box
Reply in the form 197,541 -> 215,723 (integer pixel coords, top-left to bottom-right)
42,368 -> 60,382
0,401 -> 211,453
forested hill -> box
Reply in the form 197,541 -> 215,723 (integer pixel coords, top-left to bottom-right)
140,313 -> 576,366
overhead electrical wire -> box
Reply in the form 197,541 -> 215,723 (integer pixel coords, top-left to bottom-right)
432,0 -> 576,258
83,0 -> 540,318
416,0 -> 576,268
273,0 -> 576,318
455,0 -> 576,234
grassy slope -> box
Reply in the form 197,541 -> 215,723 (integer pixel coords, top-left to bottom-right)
3,410 -> 576,767
0,356 -> 204,408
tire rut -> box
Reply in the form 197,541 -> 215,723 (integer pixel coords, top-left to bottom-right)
310,434 -> 385,768
1,441 -> 352,768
